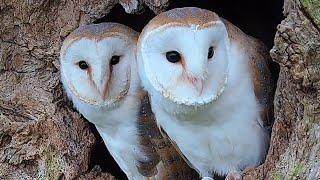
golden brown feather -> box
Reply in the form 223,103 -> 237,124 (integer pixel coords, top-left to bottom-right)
222,18 -> 275,127
137,92 -> 199,180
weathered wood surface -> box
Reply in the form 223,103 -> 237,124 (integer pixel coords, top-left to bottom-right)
1,0 -> 319,179
244,0 -> 320,179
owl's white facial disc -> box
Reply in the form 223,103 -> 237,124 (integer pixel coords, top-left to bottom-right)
138,22 -> 229,106
61,36 -> 135,107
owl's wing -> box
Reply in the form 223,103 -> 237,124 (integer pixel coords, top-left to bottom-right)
136,93 -> 160,177
222,19 -> 275,128
137,93 -> 199,179
157,125 -> 199,176
247,40 -> 275,128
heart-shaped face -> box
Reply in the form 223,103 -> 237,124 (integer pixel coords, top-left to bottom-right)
60,23 -> 138,108
138,7 -> 229,106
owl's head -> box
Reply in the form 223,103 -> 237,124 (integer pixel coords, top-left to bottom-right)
137,7 -> 229,106
60,23 -> 139,108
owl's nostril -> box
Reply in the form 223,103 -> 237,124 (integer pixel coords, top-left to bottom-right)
184,75 -> 205,95
194,79 -> 204,96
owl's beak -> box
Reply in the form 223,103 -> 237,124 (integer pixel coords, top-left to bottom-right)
182,61 -> 206,96
194,79 -> 204,96
93,68 -> 110,101
97,78 -> 109,100
185,75 -> 204,96
182,55 -> 206,96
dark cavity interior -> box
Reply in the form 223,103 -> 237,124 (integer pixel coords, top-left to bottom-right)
90,0 -> 284,179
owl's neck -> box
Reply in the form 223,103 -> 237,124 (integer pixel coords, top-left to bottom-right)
74,93 -> 140,130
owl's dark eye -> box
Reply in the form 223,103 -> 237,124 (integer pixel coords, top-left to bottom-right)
166,51 -> 181,63
78,61 -> 89,70
110,56 -> 120,65
208,46 -> 214,59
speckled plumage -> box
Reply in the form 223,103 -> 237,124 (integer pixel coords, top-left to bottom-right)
137,93 -> 199,179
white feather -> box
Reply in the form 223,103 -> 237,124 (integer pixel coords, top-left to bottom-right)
60,26 -> 148,180
138,16 -> 270,178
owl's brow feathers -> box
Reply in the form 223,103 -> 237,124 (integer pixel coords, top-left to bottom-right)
141,7 -> 221,34
61,23 -> 138,59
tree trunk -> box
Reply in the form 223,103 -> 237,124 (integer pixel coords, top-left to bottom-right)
244,0 -> 320,179
0,0 -> 319,179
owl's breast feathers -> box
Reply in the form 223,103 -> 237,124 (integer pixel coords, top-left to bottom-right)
136,93 -> 199,179
222,19 -> 276,128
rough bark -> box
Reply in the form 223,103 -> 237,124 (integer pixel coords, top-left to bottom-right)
1,0 -> 319,179
243,0 -> 320,179
0,0 -> 167,179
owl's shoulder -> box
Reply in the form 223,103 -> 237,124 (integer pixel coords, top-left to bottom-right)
222,19 -> 275,127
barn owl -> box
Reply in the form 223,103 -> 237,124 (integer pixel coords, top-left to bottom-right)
137,7 -> 275,180
60,22 -> 198,180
